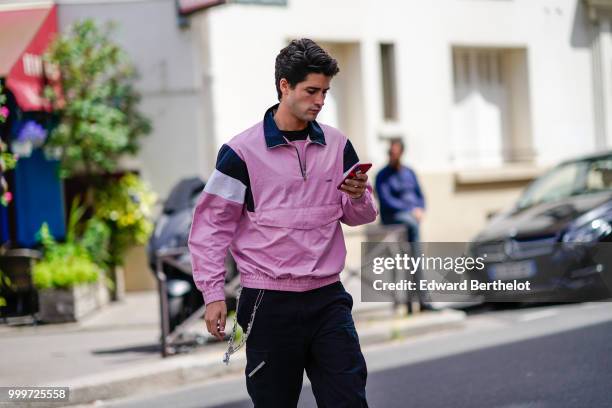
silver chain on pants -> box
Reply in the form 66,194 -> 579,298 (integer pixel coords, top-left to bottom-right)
223,287 -> 265,365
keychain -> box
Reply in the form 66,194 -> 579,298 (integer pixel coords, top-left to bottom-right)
223,287 -> 265,365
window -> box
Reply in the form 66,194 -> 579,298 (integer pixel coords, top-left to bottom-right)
517,163 -> 580,209
451,47 -> 533,167
380,43 -> 398,121
585,159 -> 612,192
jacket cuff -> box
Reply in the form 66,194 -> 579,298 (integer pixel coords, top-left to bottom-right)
350,185 -> 373,204
350,192 -> 368,203
203,287 -> 226,305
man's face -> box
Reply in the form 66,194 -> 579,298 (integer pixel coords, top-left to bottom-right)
280,73 -> 331,122
389,142 -> 403,166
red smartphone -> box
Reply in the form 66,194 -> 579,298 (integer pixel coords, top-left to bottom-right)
337,163 -> 372,190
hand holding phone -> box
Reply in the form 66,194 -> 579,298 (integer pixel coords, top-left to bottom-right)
337,163 -> 372,198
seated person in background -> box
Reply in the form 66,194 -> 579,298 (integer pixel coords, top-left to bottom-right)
375,138 -> 426,243
375,138 -> 428,311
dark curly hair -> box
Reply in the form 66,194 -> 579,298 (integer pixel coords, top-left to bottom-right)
274,39 -> 340,101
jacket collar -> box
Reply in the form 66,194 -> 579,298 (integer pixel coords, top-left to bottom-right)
263,103 -> 326,148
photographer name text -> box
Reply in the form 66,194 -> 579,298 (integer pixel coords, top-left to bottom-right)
372,279 -> 531,292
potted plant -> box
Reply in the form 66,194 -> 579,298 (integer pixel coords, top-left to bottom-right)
40,20 -> 153,296
33,200 -> 112,323
94,173 -> 156,300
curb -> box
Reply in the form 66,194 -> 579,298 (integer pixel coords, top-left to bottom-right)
24,309 -> 466,407
358,308 -> 466,345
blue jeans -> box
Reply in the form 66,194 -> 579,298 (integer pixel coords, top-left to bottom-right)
236,281 -> 369,408
392,212 -> 427,307
394,211 -> 420,243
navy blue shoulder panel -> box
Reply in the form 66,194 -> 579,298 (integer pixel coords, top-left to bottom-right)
216,144 -> 248,184
215,144 -> 254,212
343,139 -> 360,173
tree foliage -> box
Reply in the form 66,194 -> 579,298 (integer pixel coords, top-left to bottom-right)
44,20 -> 151,178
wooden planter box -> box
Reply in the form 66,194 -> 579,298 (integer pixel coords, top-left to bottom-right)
37,281 -> 110,323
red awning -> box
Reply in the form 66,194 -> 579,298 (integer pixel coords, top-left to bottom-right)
0,3 -> 57,112
177,0 -> 225,15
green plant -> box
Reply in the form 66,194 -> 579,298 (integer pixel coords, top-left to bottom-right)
32,199 -> 112,290
81,216 -> 112,269
94,174 -> 156,265
42,19 -> 155,270
0,143 -> 15,207
0,268 -> 13,308
0,85 -> 16,206
0,86 -> 6,124
33,224 -> 100,289
43,20 -> 151,179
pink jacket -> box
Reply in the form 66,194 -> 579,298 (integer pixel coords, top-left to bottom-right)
188,104 -> 378,305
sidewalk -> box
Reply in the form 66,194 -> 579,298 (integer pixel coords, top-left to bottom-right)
0,287 -> 465,407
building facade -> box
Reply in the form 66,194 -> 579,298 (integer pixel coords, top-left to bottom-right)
5,0 -> 610,289
53,0 -> 215,289
190,0 -> 612,241
57,0 -> 217,200
52,0 -> 612,241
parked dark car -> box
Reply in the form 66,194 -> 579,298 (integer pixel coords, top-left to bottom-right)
469,151 -> 612,303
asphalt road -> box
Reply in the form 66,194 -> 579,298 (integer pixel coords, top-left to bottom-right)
90,301 -> 612,408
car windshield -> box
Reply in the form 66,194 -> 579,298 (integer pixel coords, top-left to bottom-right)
517,156 -> 612,209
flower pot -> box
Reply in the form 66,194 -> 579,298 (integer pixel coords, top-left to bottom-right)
37,281 -> 109,323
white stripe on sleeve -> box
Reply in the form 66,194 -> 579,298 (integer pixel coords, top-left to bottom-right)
204,169 -> 247,204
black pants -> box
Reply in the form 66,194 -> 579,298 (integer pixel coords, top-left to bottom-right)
236,281 -> 369,408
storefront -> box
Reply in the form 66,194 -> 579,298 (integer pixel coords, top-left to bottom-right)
0,2 -> 64,247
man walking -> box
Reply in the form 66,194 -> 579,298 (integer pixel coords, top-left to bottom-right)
188,39 -> 377,407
